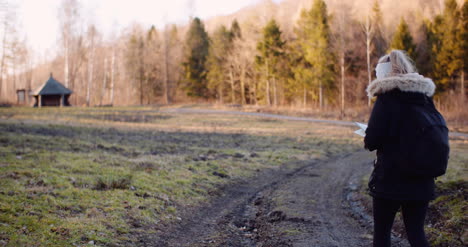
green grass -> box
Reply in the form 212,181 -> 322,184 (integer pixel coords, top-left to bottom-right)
426,180 -> 467,247
0,106 -> 361,246
426,140 -> 467,247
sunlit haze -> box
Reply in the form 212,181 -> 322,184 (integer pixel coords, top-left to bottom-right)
17,0 -> 283,56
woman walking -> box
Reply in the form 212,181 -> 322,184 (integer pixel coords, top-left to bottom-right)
364,50 -> 449,247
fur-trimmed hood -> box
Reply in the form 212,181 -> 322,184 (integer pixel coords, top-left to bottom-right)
366,73 -> 436,98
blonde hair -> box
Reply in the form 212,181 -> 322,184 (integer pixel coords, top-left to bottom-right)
378,50 -> 417,75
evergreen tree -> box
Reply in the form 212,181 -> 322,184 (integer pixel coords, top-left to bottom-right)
462,0 -> 468,68
287,41 -> 313,106
256,19 -> 285,106
206,25 -> 233,102
182,17 -> 210,98
460,0 -> 467,100
294,0 -> 335,109
433,0 -> 462,92
231,19 -> 242,40
415,20 -> 434,76
145,25 -> 162,103
390,18 -> 416,60
125,33 -> 146,105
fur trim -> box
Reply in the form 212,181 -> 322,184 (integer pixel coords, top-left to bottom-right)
367,73 -> 436,98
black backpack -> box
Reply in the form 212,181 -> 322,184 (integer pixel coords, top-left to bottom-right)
397,96 -> 450,178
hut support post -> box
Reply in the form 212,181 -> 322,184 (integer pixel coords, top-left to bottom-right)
38,95 -> 42,108
60,95 -> 64,107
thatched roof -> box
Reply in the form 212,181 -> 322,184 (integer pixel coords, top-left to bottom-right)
32,75 -> 72,96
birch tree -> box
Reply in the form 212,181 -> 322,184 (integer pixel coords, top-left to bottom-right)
333,1 -> 353,117
0,0 -> 18,98
362,14 -> 374,106
86,25 -> 97,107
58,0 -> 84,91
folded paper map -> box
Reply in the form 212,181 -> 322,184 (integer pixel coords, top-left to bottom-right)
354,122 -> 368,137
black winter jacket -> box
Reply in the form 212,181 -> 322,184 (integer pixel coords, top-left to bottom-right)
364,73 -> 438,201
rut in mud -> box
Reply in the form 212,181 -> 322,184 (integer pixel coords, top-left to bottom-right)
138,151 -> 411,247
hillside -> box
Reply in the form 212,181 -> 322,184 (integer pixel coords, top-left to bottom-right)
204,0 -> 463,35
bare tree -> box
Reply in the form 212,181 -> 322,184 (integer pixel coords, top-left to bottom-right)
333,1 -> 353,117
162,25 -> 170,104
85,25 -> 98,107
110,47 -> 116,105
58,0 -> 84,95
361,14 -> 374,107
0,0 -> 18,98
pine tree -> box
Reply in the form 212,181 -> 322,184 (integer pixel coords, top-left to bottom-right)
206,25 -> 233,102
415,20 -> 434,76
125,33 -> 146,105
433,0 -> 462,92
230,19 -> 242,40
390,18 -> 416,60
460,0 -> 467,100
287,42 -> 313,107
294,0 -> 335,109
256,19 -> 285,106
182,17 -> 210,98
145,25 -> 162,103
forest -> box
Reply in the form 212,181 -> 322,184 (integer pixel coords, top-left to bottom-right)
0,0 -> 466,118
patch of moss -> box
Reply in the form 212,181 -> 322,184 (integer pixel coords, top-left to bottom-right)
426,180 -> 467,247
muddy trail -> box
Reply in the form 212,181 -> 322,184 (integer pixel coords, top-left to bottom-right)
138,151 -> 411,247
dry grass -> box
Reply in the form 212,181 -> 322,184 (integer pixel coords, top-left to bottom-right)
0,106 -> 362,246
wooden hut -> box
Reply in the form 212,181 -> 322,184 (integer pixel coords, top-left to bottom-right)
32,74 -> 72,107
16,89 -> 30,105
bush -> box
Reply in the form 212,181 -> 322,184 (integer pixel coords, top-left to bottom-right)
93,175 -> 133,190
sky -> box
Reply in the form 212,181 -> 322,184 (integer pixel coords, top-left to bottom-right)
15,0 -> 283,56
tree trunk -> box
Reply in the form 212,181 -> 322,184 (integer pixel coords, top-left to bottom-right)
240,66 -> 246,105
64,39 -> 69,88
100,58 -> 107,106
364,14 -> 373,107
163,31 -> 170,105
219,83 -> 224,104
461,70 -> 465,102
110,48 -> 115,106
341,54 -> 345,117
319,80 -> 323,110
86,43 -> 95,107
303,85 -> 307,108
253,81 -> 258,106
140,69 -> 144,105
273,77 -> 277,107
366,36 -> 371,107
0,18 -> 8,98
265,60 -> 271,106
229,67 -> 235,103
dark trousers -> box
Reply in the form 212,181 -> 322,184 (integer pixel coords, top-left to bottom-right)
373,197 -> 430,247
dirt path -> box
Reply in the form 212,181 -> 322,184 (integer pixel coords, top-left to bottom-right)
138,151 -> 412,247
163,108 -> 468,138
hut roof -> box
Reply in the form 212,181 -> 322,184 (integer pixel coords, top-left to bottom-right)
32,75 -> 72,96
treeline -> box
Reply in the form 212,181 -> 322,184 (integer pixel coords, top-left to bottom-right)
179,0 -> 467,112
1,0 -> 467,114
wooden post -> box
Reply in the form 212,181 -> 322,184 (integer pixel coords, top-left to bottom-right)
60,95 -> 64,107
38,95 -> 42,108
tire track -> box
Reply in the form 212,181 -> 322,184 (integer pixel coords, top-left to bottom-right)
139,151 -> 404,246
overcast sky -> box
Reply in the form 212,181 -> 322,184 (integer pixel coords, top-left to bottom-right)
16,0 -> 283,56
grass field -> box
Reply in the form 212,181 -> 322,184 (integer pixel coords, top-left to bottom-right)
0,106 -> 362,246
0,106 -> 466,247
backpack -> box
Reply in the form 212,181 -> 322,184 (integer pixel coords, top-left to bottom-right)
397,96 -> 450,178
